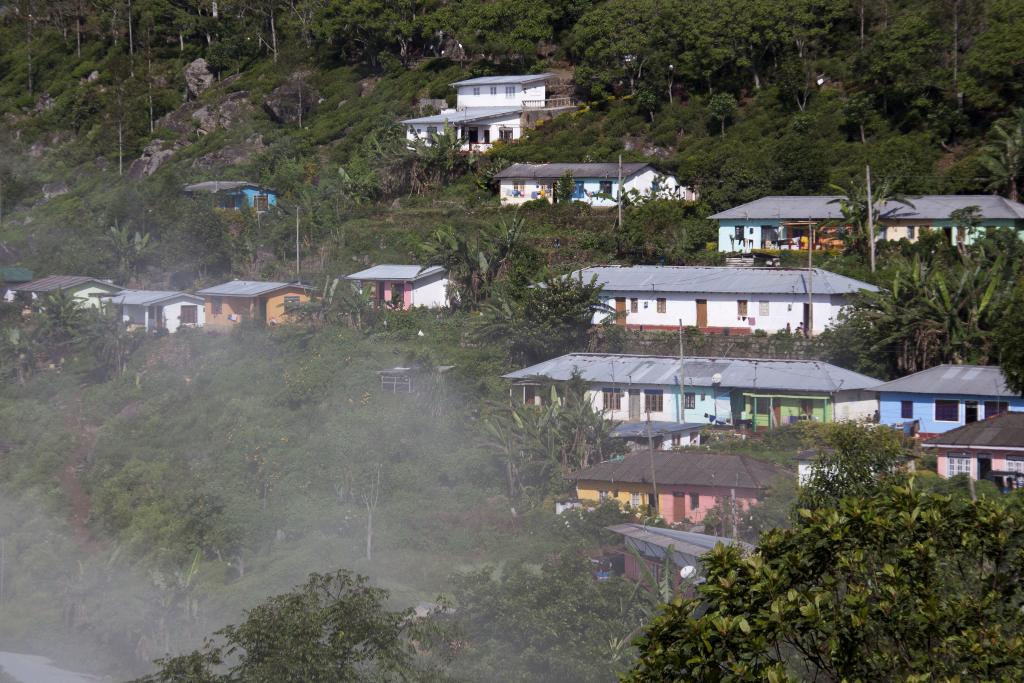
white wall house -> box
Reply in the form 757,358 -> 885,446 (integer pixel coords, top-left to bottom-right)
344,265 -> 449,309
570,265 -> 876,335
493,162 -> 697,206
102,290 -> 205,333
402,74 -> 571,152
11,275 -> 122,308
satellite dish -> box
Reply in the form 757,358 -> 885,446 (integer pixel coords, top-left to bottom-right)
680,565 -> 696,579
711,373 -> 722,385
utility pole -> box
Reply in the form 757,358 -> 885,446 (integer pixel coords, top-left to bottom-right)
866,164 -> 876,273
617,154 -> 623,231
295,206 -> 300,282
647,414 -> 658,515
678,318 -> 685,422
807,221 -> 814,338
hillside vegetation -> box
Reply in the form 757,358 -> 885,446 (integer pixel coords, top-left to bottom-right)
2,1 -> 1024,680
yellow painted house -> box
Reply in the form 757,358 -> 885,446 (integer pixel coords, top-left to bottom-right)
11,275 -> 122,308
196,280 -> 311,330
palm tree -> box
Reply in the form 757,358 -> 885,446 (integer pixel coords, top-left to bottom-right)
108,222 -> 153,286
35,289 -> 88,361
421,216 -> 524,309
979,108 -> 1024,201
828,180 -> 913,266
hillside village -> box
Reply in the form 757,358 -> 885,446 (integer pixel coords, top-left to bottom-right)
1,1 -> 1024,681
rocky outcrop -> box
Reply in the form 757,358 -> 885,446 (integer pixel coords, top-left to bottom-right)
190,91 -> 254,135
127,139 -> 179,179
41,182 -> 69,199
185,58 -> 215,99
263,72 -> 318,125
192,134 -> 266,169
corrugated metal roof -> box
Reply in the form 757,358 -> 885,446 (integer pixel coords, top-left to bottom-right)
568,451 -> 782,488
451,73 -> 554,87
922,411 -> 1024,449
710,194 -> 1024,221
401,107 -> 522,125
503,353 -> 882,393
195,280 -> 309,297
345,265 -> 445,282
610,421 -> 705,439
102,289 -> 202,306
873,364 -> 1017,397
574,265 -> 876,295
183,181 -> 264,193
12,275 -> 121,293
606,523 -> 754,556
494,163 -> 652,181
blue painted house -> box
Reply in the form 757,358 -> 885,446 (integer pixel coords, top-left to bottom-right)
494,163 -> 697,207
874,364 -> 1024,436
183,181 -> 278,212
710,194 -> 1024,253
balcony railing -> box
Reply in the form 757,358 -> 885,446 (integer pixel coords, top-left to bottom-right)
521,97 -> 578,109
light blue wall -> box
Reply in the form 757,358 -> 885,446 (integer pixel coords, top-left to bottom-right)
240,187 -> 278,208
717,220 -> 783,252
879,391 -> 1024,433
572,179 -> 620,207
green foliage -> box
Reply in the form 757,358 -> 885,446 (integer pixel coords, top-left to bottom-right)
996,277 -> 1024,393
139,570 -> 450,682
628,479 -> 1024,682
800,422 -> 910,508
451,552 -> 645,682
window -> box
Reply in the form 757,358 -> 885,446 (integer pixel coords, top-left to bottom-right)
935,399 -> 960,422
179,305 -> 197,325
672,434 -> 682,446
499,128 -> 514,142
689,493 -> 699,510
602,388 -> 622,411
426,125 -> 437,135
947,456 -> 972,477
737,300 -> 748,317
759,301 -> 770,316
644,390 -> 664,413
284,295 -> 300,305
901,401 -> 914,419
630,492 -> 642,508
523,385 -> 537,405
505,85 -> 516,98
684,392 -> 696,409
985,401 -> 1009,417
598,490 -> 610,501
253,194 -> 270,212
599,180 -> 613,194
472,86 -> 480,95
490,86 -> 497,95
908,225 -> 916,240
630,298 -> 639,313
656,298 -> 667,313
734,225 -> 744,240
1006,458 -> 1024,473
211,297 -> 222,315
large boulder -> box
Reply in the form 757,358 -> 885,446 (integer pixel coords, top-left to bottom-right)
190,91 -> 253,134
185,58 -> 215,99
127,139 -> 177,179
192,134 -> 266,169
263,72 -> 318,125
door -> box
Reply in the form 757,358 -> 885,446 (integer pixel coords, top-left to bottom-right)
468,127 -> 479,144
376,281 -> 386,307
696,299 -> 708,329
978,456 -> 992,480
615,298 -> 627,326
629,391 -> 641,420
965,400 -> 979,423
483,128 -> 490,144
802,303 -> 811,334
391,283 -> 406,309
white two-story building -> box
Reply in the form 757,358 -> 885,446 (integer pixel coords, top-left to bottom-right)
402,74 -> 573,152
572,265 -> 876,335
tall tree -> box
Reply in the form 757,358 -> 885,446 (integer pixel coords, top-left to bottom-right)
979,108 -> 1024,201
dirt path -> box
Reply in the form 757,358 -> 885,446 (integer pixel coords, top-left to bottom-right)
58,397 -> 99,546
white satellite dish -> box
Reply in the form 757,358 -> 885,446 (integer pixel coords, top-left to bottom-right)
711,373 -> 722,385
679,565 -> 696,579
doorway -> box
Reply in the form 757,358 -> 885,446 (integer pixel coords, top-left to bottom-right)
468,127 -> 480,144
965,400 -> 979,424
647,493 -> 657,511
615,298 -> 627,325
802,303 -> 811,334
629,391 -> 641,420
696,299 -> 708,328
978,456 -> 992,480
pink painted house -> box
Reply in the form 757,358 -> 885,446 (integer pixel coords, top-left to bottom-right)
344,265 -> 449,310
568,451 -> 781,524
922,411 -> 1024,491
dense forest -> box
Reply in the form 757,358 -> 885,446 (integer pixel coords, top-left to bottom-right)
1,0 -> 1024,680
